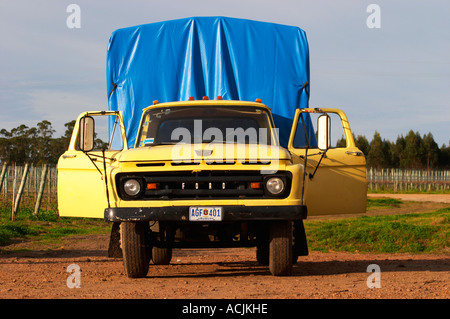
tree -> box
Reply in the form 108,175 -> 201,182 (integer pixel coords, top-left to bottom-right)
367,131 -> 390,168
336,135 -> 346,148
35,120 -> 56,164
335,134 -> 369,156
390,135 -> 405,168
0,120 -> 75,165
422,133 -> 439,170
0,124 -> 35,165
49,120 -> 76,160
61,120 -> 76,144
401,130 -> 425,169
355,135 -> 370,157
439,143 -> 450,168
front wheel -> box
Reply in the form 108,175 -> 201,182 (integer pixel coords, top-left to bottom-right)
120,222 -> 150,278
269,221 -> 293,276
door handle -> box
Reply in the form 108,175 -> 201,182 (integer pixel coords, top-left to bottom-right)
345,151 -> 362,156
62,154 -> 77,159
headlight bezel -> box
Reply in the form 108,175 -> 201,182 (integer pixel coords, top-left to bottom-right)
119,176 -> 144,199
264,175 -> 288,197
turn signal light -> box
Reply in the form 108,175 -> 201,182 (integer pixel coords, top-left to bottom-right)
147,183 -> 159,190
250,182 -> 261,189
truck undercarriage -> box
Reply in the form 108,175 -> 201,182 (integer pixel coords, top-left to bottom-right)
107,218 -> 309,277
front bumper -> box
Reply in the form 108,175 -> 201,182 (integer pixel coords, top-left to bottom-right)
104,205 -> 307,222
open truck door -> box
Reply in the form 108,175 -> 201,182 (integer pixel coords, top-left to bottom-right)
57,111 -> 128,218
288,108 -> 367,216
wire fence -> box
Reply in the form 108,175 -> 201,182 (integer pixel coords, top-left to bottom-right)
0,163 -> 58,219
366,168 -> 450,192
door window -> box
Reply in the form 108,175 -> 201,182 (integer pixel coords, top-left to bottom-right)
292,112 -> 348,149
73,113 -> 125,151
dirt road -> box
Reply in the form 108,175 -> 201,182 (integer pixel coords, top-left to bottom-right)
0,233 -> 448,299
0,195 -> 448,300
367,193 -> 450,204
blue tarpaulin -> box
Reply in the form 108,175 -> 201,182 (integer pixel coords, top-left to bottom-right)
106,16 -> 311,148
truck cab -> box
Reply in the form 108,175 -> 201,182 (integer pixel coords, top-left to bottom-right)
57,98 -> 366,277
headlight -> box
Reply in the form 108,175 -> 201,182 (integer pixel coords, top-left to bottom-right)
265,177 -> 285,195
123,179 -> 141,197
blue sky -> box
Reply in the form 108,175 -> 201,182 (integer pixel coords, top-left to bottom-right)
0,0 -> 449,146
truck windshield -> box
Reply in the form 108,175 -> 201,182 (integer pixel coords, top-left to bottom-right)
136,105 -> 277,147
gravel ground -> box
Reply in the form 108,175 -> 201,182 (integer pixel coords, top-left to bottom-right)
0,195 -> 448,300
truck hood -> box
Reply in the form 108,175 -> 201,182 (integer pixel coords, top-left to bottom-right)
118,144 -> 291,163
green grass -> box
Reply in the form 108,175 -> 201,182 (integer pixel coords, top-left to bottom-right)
366,198 -> 402,209
305,207 -> 450,254
0,206 -> 110,247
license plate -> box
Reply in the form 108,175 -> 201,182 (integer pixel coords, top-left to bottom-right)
189,207 -> 223,221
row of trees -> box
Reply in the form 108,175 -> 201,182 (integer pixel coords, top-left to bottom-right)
1,120 -> 449,168
0,120 -> 75,165
337,130 -> 450,169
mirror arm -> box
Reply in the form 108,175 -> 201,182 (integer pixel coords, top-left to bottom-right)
308,150 -> 327,180
102,149 -> 111,209
301,146 -> 308,206
298,112 -> 311,206
82,148 -> 111,210
82,152 -> 115,161
83,150 -> 103,175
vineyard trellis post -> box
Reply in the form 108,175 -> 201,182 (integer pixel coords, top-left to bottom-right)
0,163 -> 57,221
0,163 -> 7,193
12,163 -> 29,221
34,164 -> 48,216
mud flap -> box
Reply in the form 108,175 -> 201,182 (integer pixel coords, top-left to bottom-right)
108,222 -> 123,258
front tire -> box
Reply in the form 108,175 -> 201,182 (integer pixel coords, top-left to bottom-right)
120,222 -> 150,278
269,221 -> 293,276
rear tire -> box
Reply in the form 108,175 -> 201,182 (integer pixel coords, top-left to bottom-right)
120,222 -> 150,278
152,246 -> 172,265
256,244 -> 269,265
151,222 -> 173,265
269,221 -> 293,276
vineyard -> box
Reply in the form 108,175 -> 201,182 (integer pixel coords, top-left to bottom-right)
0,164 -> 57,219
367,168 -> 450,192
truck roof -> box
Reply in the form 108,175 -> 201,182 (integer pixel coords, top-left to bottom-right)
142,99 -> 271,113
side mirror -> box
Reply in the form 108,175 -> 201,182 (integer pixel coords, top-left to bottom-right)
79,116 -> 95,152
317,114 -> 331,151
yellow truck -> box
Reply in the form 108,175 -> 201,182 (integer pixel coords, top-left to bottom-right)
57,17 -> 367,277
57,99 -> 366,277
